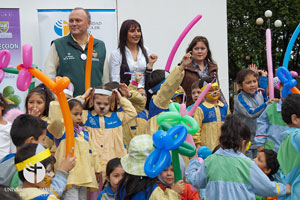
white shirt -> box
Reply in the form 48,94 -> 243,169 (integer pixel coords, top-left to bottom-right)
109,46 -> 150,88
0,121 -> 16,160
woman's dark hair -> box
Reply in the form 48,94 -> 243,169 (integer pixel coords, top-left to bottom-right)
15,143 -> 56,182
219,114 -> 251,152
0,93 -> 8,116
119,19 -> 149,85
102,158 -> 122,190
281,93 -> 300,124
186,36 -> 215,64
68,98 -> 83,111
260,149 -> 279,181
25,83 -> 54,117
84,86 -> 118,112
116,172 -> 157,200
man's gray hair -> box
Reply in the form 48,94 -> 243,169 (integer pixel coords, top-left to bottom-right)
72,7 -> 91,22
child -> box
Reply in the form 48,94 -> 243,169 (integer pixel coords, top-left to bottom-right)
15,143 -> 75,200
24,84 -> 57,151
193,76 -> 230,149
255,76 -> 300,153
83,86 -> 137,179
50,99 -> 100,199
0,93 -> 16,160
186,114 -> 290,199
0,114 -> 47,188
158,164 -> 200,200
277,93 -> 300,199
233,68 -> 271,158
105,74 -> 148,147
254,149 -> 280,200
97,158 -> 124,200
147,52 -> 191,135
187,80 -> 202,111
116,134 -> 181,199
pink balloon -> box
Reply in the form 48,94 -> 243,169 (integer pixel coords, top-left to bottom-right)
17,67 -> 32,91
165,15 -> 202,72
187,83 -> 212,116
22,44 -> 33,68
0,50 -> 11,83
16,45 -> 34,91
266,29 -> 274,99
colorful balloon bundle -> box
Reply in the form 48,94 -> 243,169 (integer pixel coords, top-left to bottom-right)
0,45 -> 75,157
276,23 -> 300,98
144,102 -> 198,182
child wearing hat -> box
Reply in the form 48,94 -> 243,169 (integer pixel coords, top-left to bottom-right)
116,134 -> 181,200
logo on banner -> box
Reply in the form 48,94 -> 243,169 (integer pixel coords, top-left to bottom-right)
0,22 -> 9,32
0,22 -> 12,38
54,20 -> 69,37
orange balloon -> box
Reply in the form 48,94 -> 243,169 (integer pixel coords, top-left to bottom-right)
85,35 -> 94,91
20,66 -> 74,157
290,87 -> 300,95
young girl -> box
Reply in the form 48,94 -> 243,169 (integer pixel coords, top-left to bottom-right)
82,86 -> 137,180
51,99 -> 100,199
0,93 -> 16,161
97,158 -> 124,200
25,84 -> 57,150
158,164 -> 200,200
193,76 -> 230,150
147,52 -> 191,135
186,114 -> 290,199
233,68 -> 272,158
116,134 -> 181,200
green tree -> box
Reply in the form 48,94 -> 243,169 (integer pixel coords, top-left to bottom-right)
227,0 -> 300,105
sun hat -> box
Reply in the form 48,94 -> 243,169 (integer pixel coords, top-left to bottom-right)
121,134 -> 154,176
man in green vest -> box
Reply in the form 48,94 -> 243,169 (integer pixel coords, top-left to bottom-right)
44,7 -> 106,97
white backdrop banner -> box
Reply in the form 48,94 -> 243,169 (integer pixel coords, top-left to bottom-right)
37,9 -> 117,72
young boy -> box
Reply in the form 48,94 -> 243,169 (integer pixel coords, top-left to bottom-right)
15,143 -> 75,200
254,76 -> 300,153
187,80 -> 202,111
193,76 -> 230,150
0,114 -> 47,188
278,93 -> 300,199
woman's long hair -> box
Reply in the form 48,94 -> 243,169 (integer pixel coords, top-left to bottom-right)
118,19 -> 149,85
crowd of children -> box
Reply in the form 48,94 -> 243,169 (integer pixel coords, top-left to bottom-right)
0,40 -> 299,200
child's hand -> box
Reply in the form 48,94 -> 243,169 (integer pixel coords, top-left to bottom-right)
113,89 -> 123,100
257,146 -> 264,152
59,148 -> 76,173
258,69 -> 268,77
266,98 -> 280,105
180,52 -> 192,70
171,180 -> 185,194
82,88 -> 93,99
286,184 -> 291,194
28,108 -> 41,117
119,83 -> 130,98
249,64 -> 258,74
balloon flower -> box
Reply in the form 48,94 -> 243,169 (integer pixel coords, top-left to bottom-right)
276,67 -> 300,98
16,44 -> 74,157
283,23 -> 300,69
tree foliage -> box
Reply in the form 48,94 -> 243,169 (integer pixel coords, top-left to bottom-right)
227,0 -> 300,93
